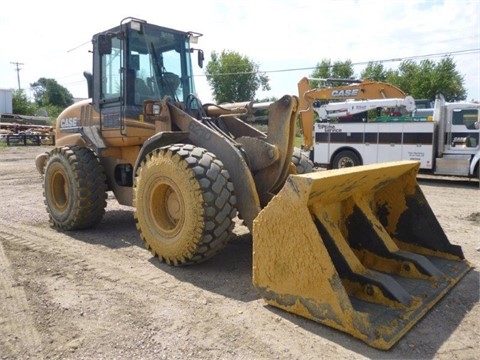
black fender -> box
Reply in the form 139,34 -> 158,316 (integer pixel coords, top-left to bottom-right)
133,131 -> 189,176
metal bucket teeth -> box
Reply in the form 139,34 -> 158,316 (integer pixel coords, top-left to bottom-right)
252,161 -> 472,350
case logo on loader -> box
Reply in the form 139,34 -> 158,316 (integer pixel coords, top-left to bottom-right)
60,117 -> 79,128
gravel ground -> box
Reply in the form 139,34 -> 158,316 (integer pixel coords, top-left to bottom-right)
0,145 -> 479,359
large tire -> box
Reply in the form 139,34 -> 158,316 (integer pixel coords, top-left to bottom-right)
291,147 -> 314,174
133,144 -> 237,266
43,146 -> 107,230
331,150 -> 361,169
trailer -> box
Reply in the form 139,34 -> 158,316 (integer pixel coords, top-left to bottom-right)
310,95 -> 480,180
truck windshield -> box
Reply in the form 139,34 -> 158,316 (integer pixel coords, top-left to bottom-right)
452,109 -> 479,129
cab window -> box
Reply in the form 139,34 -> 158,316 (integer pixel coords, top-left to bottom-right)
101,37 -> 122,101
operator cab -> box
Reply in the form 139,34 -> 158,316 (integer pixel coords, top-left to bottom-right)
88,17 -> 203,123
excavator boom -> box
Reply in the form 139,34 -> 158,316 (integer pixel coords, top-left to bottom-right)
298,77 -> 408,149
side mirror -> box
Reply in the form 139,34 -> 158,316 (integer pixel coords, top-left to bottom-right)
98,34 -> 112,55
197,50 -> 204,69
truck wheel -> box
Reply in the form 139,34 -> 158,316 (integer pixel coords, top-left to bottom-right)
291,147 -> 314,174
43,146 -> 107,230
331,150 -> 361,169
133,144 -> 237,266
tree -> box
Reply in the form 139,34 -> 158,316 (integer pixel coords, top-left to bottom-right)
430,57 -> 466,101
12,89 -> 37,115
361,62 -> 388,82
30,78 -> 74,108
310,59 -> 355,88
336,56 -> 467,101
384,57 -> 466,101
205,50 -> 270,103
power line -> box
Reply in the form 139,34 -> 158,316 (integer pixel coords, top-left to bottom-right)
198,48 -> 480,77
58,48 -> 480,91
67,40 -> 91,53
349,48 -> 480,67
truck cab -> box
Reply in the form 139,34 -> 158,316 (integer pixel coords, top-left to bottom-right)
435,98 -> 480,176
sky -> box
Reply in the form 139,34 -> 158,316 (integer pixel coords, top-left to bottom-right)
0,0 -> 479,105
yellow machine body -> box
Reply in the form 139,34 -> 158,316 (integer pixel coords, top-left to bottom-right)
253,161 -> 472,349
36,18 -> 472,351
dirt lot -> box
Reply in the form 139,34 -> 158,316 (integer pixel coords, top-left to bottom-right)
1,145 -> 479,360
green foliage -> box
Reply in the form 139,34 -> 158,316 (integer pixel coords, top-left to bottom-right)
310,59 -> 355,87
30,78 -> 74,108
39,104 -> 66,122
256,96 -> 278,103
12,89 -> 37,115
360,56 -> 466,102
205,50 -> 270,103
429,57 -> 466,101
309,57 -> 466,102
11,80 -> 73,122
361,62 -> 388,82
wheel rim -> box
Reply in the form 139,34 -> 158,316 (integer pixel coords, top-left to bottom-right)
134,145 -> 237,265
50,165 -> 69,212
338,157 -> 355,167
149,180 -> 184,241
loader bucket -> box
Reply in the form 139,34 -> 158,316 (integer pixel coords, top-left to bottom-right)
252,161 -> 472,350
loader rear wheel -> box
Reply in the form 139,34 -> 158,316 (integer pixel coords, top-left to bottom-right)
43,146 -> 107,230
291,147 -> 314,174
133,144 -> 237,266
331,150 -> 361,169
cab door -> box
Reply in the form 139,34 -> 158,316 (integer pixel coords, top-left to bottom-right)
445,108 -> 480,152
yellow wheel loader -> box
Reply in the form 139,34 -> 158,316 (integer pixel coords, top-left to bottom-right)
35,17 -> 472,350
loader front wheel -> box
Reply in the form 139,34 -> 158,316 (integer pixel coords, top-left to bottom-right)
331,150 -> 361,169
43,146 -> 107,230
133,144 -> 237,266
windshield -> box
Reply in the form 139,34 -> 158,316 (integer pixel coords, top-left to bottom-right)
126,22 -> 195,104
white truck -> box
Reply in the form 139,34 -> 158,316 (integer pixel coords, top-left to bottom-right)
309,94 -> 480,180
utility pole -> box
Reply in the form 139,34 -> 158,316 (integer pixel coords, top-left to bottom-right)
10,61 -> 24,90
